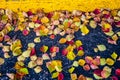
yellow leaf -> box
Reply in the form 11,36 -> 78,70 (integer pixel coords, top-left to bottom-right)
78,59 -> 85,66
103,23 -> 111,29
80,25 -> 89,35
75,40 -> 82,47
68,67 -> 75,73
67,52 -> 76,60
106,58 -> 114,66
112,34 -> 118,41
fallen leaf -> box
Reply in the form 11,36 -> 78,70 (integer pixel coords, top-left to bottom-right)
34,37 -> 41,43
111,52 -> 118,60
100,58 -> 106,65
89,20 -> 97,29
34,66 -> 42,73
42,53 -> 50,60
112,34 -> 118,41
72,61 -> 79,67
97,44 -> 106,51
80,25 -> 89,35
19,68 -> 29,75
28,61 -> 37,68
71,73 -> 77,80
0,57 -> 4,65
58,72 -> 64,80
106,58 -> 114,66
115,69 -> 120,76
59,38 -> 67,44
67,51 -> 76,60
78,59 -> 85,66
40,45 -> 48,53
75,40 -> 83,48
52,72 -> 59,79
101,70 -> 110,78
22,49 -> 31,57
68,67 -> 75,73
78,75 -> 87,80
28,43 -> 35,48
77,50 -> 84,56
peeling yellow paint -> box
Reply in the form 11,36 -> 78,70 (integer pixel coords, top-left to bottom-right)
0,0 -> 120,12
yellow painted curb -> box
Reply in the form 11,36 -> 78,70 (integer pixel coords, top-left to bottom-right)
0,0 -> 120,12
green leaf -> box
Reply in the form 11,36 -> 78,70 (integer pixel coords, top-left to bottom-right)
105,31 -> 114,36
72,61 -> 79,67
93,74 -> 103,79
97,44 -> 106,51
19,68 -> 29,75
68,67 -> 75,73
52,72 -> 59,79
117,32 -> 120,36
47,64 -> 56,73
100,58 -> 106,65
111,52 -> 118,60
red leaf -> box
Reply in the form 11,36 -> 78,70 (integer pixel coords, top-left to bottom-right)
77,46 -> 83,51
93,9 -> 101,14
94,69 -> 102,76
66,40 -> 74,45
115,69 -> 120,76
111,76 -> 118,80
30,48 -> 36,56
22,29 -> 29,36
27,11 -> 33,16
62,49 -> 68,56
58,73 -> 64,80
47,12 -> 53,19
